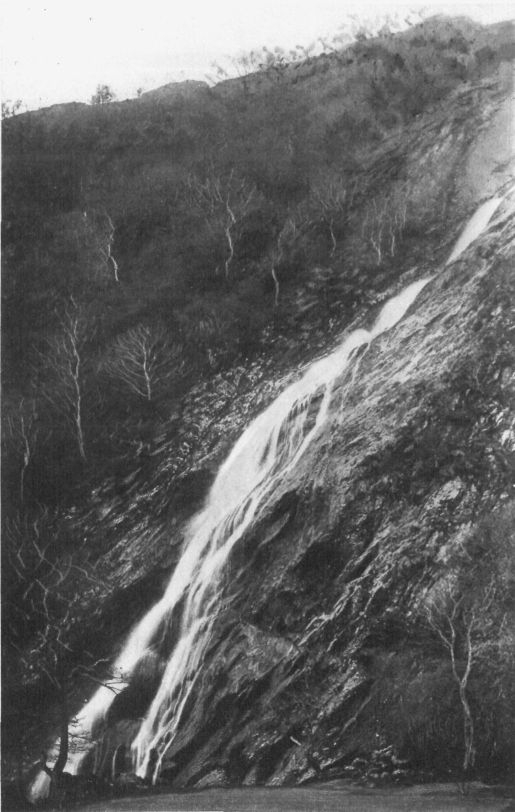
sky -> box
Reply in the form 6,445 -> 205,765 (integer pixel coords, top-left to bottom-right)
1,0 -> 513,112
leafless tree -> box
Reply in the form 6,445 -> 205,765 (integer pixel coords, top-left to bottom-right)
269,215 -> 301,307
36,298 -> 91,460
185,169 -> 255,277
101,324 -> 184,401
207,44 -> 307,90
4,512 -> 118,789
425,579 -> 496,774
309,174 -> 357,255
319,11 -> 425,61
4,398 -> 39,503
362,183 -> 409,265
83,210 -> 119,283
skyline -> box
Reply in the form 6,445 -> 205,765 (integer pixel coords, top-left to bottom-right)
2,0 -> 513,113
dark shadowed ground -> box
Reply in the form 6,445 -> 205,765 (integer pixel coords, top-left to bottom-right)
76,781 -> 514,812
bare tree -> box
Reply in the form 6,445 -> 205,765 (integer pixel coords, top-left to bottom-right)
319,11 -> 425,61
250,45 -> 292,83
101,324 -> 184,401
37,298 -> 91,460
269,217 -> 295,307
425,579 -> 496,774
185,169 -> 255,278
82,211 -> 120,283
309,174 -> 357,255
3,512 -> 118,795
362,183 -> 409,265
366,198 -> 387,265
206,54 -> 255,93
4,398 -> 39,504
207,44 -> 305,91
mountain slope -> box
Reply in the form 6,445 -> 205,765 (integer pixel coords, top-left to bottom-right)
80,191 -> 514,790
1,15 -> 514,800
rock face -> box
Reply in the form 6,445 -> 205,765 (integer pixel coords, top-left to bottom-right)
85,186 -> 515,785
140,201 -> 514,787
72,64 -> 514,786
4,18 -> 514,797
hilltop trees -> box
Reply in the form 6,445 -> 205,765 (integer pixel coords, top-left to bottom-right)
1,16 -> 507,495
2,16 -> 513,789
90,84 -> 116,105
207,43 -> 312,93
1,99 -> 23,119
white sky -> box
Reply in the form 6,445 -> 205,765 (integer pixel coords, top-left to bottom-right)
1,0 -> 513,111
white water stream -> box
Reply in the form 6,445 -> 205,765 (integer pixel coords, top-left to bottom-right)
69,278 -> 431,783
30,194 -> 503,800
445,196 -> 503,265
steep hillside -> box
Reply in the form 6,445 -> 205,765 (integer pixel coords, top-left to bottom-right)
1,15 -> 514,804
148,209 -> 515,788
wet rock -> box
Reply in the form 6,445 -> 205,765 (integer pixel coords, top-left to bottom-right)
113,772 -> 147,792
34,65 -> 514,790
194,768 -> 229,789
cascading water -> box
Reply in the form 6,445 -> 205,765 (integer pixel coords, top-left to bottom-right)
32,194 -> 503,800
63,277 -> 430,784
445,195 -> 503,264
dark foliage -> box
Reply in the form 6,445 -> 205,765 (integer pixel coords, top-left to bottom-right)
1,13 -> 513,789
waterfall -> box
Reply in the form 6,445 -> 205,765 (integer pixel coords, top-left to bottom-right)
446,196 -> 503,265
46,193 -> 503,790
63,276 -> 429,783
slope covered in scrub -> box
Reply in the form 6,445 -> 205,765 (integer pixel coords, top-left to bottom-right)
1,14 -> 514,802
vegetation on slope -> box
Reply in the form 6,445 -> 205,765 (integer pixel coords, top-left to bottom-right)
1,13 -> 514,800
154,245 -> 514,789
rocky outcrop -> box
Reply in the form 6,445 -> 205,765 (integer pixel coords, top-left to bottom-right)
146,199 -> 514,786
84,193 -> 514,788
5,18 -> 514,796
71,64 -> 515,786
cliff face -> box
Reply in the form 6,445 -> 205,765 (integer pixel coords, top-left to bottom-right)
165,219 -> 514,786
88,124 -> 514,787
2,17 -> 515,794
105,195 -> 514,788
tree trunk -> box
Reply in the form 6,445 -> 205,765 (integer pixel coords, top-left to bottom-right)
53,692 -> 69,776
271,264 -> 280,307
14,736 -> 27,803
328,218 -> 337,256
460,685 -> 475,773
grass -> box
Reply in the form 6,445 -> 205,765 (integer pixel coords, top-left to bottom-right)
73,781 -> 513,812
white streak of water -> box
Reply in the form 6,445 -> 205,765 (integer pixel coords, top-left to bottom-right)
446,196 -> 503,265
65,276 -> 431,782
28,193 -> 509,801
